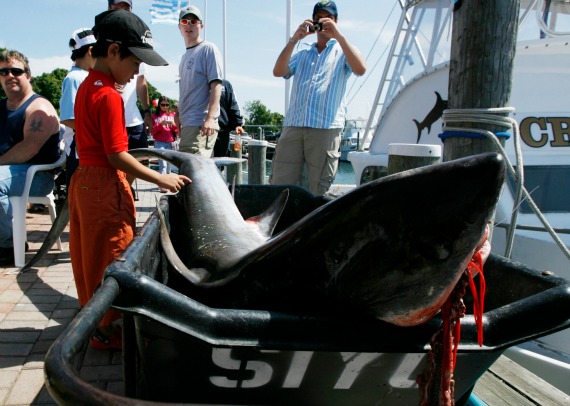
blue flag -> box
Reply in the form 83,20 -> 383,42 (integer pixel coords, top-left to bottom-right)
150,0 -> 188,24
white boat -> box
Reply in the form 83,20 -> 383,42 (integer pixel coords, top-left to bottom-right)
339,118 -> 370,161
346,0 -> 570,394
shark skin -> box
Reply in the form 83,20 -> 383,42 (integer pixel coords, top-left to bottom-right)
129,149 -> 289,285
157,152 -> 505,327
18,150 -> 259,274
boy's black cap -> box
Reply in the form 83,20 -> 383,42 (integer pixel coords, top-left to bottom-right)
93,9 -> 168,66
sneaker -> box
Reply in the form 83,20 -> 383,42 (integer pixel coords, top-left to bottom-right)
89,326 -> 122,350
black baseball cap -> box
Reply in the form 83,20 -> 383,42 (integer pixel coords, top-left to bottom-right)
313,1 -> 338,17
93,9 -> 168,66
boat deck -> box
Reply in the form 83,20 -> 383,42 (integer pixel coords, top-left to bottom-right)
474,355 -> 570,405
0,180 -> 569,405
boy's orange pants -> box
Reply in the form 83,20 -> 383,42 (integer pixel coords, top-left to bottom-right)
68,166 -> 136,326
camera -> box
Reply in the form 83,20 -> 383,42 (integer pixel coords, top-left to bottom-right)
312,21 -> 322,31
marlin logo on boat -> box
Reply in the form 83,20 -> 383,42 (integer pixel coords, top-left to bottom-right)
413,91 -> 447,143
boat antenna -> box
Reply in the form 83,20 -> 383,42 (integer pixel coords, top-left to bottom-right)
345,2 -> 398,104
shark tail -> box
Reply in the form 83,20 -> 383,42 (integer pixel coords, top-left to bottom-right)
18,198 -> 69,273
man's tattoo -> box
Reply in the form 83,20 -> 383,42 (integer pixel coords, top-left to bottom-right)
29,118 -> 43,133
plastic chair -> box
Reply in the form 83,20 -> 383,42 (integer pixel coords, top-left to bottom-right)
9,143 -> 66,267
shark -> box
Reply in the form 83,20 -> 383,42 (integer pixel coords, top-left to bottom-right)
24,149 -> 505,327
131,149 -> 505,327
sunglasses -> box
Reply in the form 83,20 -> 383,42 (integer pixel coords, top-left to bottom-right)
0,67 -> 26,77
180,18 -> 201,26
160,104 -> 170,107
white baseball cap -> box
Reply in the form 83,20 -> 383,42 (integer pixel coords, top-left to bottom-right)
69,28 -> 96,51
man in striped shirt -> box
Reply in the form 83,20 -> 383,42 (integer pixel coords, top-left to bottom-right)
270,1 -> 366,195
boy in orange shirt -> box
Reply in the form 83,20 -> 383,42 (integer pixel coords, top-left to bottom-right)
71,9 -> 191,350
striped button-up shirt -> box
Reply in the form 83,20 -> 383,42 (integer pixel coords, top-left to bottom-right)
284,39 -> 353,129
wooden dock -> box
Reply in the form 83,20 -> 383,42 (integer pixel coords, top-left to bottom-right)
474,355 -> 570,405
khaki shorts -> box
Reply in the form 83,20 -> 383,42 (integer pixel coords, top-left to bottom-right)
270,126 -> 341,195
179,125 -> 219,157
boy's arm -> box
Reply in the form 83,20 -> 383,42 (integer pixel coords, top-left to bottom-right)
107,151 -> 191,192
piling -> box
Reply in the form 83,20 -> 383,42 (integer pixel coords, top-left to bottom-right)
228,141 -> 243,184
387,143 -> 442,175
443,0 -> 519,162
247,139 -> 267,184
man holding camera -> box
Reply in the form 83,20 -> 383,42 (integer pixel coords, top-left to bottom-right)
270,0 -> 366,195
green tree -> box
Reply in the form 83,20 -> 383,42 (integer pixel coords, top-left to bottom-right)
244,100 -> 283,127
31,68 -> 68,113
0,47 -> 6,99
140,81 -> 178,115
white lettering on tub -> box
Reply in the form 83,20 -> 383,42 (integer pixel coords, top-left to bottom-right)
210,348 -> 273,388
209,349 -> 387,390
334,353 -> 383,389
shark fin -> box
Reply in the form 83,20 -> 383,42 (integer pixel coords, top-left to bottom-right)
245,189 -> 289,239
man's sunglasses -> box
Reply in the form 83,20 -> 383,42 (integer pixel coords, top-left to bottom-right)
180,18 -> 201,26
0,67 -> 26,77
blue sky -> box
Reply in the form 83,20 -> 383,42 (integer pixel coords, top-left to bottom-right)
0,0 -> 398,120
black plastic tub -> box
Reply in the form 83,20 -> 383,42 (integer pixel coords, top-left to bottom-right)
44,185 -> 570,405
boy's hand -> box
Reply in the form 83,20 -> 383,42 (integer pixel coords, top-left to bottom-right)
159,173 -> 191,193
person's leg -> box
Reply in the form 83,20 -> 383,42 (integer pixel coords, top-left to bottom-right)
0,164 -> 54,249
164,142 -> 173,174
127,124 -> 149,150
126,124 -> 147,199
214,130 -> 230,157
304,128 -> 341,195
68,167 -> 88,307
127,124 -> 149,169
66,139 -> 79,189
179,126 -> 218,157
269,127 -> 305,187
154,141 -> 169,174
69,167 -> 135,335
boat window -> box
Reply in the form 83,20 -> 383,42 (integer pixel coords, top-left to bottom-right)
507,166 -> 570,213
360,166 -> 388,185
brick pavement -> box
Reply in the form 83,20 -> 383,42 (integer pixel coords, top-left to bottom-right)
0,180 -> 164,405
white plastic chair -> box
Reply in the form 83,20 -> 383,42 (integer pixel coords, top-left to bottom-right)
9,143 -> 66,267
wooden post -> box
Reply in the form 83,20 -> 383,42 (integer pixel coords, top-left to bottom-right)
228,141 -> 243,185
443,0 -> 520,162
247,140 -> 267,184
388,143 -> 442,175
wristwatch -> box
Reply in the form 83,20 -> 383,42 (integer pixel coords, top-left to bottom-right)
142,108 -> 151,115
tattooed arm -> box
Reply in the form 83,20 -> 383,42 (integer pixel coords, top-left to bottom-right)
0,97 -> 60,165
